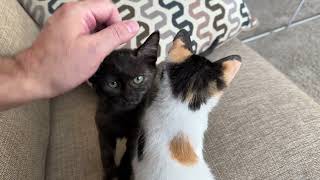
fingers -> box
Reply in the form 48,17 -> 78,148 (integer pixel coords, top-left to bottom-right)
52,0 -> 121,33
107,5 -> 122,25
86,20 -> 139,60
80,0 -> 121,25
77,0 -> 139,61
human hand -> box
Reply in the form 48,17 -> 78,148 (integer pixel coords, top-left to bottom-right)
16,0 -> 139,99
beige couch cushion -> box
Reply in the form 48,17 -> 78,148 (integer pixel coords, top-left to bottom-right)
206,40 -> 320,179
46,86 -> 102,180
0,1 -> 39,56
48,39 -> 320,180
0,1 -> 49,180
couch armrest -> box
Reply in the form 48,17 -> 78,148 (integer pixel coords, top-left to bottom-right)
205,39 -> 320,179
0,1 -> 49,180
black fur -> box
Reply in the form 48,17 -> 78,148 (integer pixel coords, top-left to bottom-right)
167,30 -> 241,111
168,56 -> 220,110
137,129 -> 146,161
133,30 -> 241,174
90,32 -> 160,180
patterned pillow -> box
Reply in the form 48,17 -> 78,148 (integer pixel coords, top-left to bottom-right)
18,0 -> 257,62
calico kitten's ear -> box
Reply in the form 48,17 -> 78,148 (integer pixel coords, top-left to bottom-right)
208,55 -> 242,97
136,31 -> 160,63
199,36 -> 221,57
215,55 -> 242,87
168,29 -> 193,63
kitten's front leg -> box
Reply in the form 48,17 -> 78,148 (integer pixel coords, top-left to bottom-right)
98,132 -> 117,180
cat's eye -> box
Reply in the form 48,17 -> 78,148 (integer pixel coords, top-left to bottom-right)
133,75 -> 145,84
108,81 -> 118,88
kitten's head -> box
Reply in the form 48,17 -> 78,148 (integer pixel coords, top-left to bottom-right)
89,31 -> 160,110
166,30 -> 241,111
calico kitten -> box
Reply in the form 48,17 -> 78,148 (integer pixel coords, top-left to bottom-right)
132,30 -> 242,180
89,31 -> 160,180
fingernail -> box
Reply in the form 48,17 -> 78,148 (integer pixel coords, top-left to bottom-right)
125,20 -> 139,33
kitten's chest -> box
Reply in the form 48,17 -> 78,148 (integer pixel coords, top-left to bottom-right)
97,110 -> 141,137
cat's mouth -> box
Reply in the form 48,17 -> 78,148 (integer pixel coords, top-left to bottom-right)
104,95 -> 144,109
118,98 -> 142,108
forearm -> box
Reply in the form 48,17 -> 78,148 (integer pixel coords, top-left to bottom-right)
0,56 -> 40,110
0,1 -> 138,111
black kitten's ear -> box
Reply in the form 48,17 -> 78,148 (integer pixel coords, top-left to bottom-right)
169,29 -> 193,64
88,65 -> 103,87
88,75 -> 97,87
136,31 -> 160,63
215,55 -> 242,87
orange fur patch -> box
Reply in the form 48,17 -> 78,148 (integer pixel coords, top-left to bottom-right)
222,60 -> 241,86
169,133 -> 198,166
169,39 -> 192,63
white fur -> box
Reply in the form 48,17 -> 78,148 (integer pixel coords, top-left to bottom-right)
132,73 -> 219,180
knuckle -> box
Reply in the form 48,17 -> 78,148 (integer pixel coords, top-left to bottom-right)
63,2 -> 76,8
46,16 -> 54,26
99,0 -> 112,3
108,2 -> 116,8
60,2 -> 76,12
110,24 -> 123,43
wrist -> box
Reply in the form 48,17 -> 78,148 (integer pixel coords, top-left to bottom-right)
15,49 -> 51,100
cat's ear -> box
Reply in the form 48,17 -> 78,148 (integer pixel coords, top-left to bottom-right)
136,31 -> 160,63
88,64 -> 104,87
215,55 -> 242,87
168,29 -> 193,64
88,74 -> 97,87
208,55 -> 242,96
87,76 -> 96,87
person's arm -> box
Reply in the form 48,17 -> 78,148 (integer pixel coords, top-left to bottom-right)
0,56 -> 37,110
0,0 -> 139,111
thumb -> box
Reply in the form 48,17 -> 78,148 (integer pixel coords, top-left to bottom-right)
89,20 -> 139,58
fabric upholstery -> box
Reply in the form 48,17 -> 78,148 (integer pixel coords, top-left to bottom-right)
0,101 -> 50,180
46,86 -> 103,180
18,0 -> 257,62
2,1 -> 320,179
48,39 -> 320,179
247,18 -> 320,105
205,39 -> 320,179
0,0 -> 39,56
0,1 -> 49,180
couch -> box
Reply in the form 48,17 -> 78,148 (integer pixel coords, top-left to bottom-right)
1,1 -> 320,180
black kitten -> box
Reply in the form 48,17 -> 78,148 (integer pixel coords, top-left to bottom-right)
89,32 -> 160,180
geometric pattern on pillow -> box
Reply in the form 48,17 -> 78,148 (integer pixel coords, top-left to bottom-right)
18,0 -> 258,62
114,0 -> 258,61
